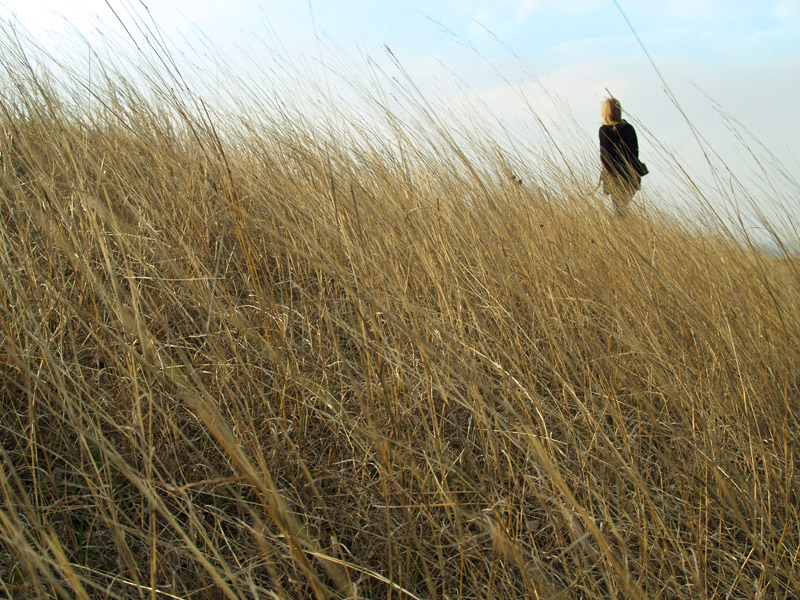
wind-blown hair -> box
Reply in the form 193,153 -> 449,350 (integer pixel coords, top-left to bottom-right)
602,97 -> 622,125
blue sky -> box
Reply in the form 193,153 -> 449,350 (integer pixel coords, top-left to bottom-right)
2,1 -> 799,222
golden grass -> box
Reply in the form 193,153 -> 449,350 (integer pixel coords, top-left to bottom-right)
0,19 -> 798,600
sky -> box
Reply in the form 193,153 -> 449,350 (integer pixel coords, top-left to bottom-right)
1,0 -> 799,227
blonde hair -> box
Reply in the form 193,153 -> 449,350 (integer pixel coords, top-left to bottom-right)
602,98 -> 622,125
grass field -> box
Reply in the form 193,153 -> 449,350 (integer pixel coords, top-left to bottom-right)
1,19 -> 799,600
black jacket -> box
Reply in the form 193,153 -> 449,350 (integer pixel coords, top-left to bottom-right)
599,121 -> 639,183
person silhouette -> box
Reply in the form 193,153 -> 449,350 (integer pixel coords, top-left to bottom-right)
599,98 -> 643,215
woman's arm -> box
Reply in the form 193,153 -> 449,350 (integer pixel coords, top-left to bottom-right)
623,124 -> 639,159
599,127 -> 614,171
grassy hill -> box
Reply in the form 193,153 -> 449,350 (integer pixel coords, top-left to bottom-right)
1,23 -> 799,600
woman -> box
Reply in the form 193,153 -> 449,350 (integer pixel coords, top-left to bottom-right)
599,98 -> 642,215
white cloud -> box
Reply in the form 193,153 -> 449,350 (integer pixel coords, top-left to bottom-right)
0,0 -> 99,37
468,56 -> 651,144
772,0 -> 800,19
664,0 -> 725,20
447,0 -> 604,28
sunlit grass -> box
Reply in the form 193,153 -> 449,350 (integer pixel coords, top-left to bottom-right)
1,15 -> 798,600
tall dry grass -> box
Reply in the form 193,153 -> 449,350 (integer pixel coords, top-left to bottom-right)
1,16 -> 799,600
